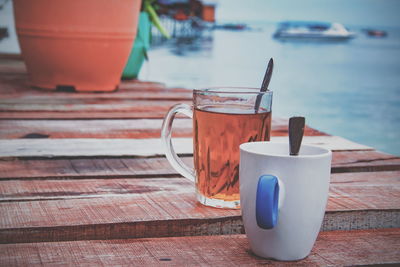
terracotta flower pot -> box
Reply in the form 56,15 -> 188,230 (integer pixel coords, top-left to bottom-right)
13,0 -> 141,92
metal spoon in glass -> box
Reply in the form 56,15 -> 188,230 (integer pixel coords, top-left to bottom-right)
254,58 -> 274,113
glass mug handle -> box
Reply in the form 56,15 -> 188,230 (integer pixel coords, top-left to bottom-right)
161,104 -> 196,182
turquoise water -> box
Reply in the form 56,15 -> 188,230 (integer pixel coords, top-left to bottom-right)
140,0 -> 400,156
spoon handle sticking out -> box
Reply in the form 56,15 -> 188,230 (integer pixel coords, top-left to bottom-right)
289,116 -> 305,156
255,58 -> 274,113
261,58 -> 274,92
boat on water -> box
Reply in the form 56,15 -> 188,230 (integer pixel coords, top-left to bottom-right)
273,21 -> 356,41
213,23 -> 249,31
363,28 -> 387,37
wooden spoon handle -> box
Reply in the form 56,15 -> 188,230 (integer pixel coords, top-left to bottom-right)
289,116 -> 305,156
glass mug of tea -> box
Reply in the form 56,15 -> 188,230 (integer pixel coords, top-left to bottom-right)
161,87 -> 273,209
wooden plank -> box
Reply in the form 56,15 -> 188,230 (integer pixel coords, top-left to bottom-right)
0,68 -> 176,92
0,86 -> 192,100
0,119 -> 193,139
0,171 -> 398,243
0,136 -> 373,159
0,57 -> 26,75
0,150 -> 399,181
0,74 -> 182,95
0,89 -> 192,118
0,138 -> 191,158
0,111 -> 179,119
0,71 -> 189,97
0,73 -> 192,114
0,229 -> 399,266
271,117 -> 328,136
0,157 -> 194,180
0,177 -> 241,243
0,99 -> 191,112
0,53 -> 23,60
0,118 -> 327,139
297,136 -> 373,151
328,171 -> 400,209
332,150 -> 400,173
1,171 -> 399,207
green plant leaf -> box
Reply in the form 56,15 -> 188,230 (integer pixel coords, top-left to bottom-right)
144,1 -> 171,39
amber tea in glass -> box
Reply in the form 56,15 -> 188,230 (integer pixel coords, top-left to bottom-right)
161,88 -> 273,209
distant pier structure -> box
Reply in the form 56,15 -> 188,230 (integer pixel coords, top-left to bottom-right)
154,0 -> 217,39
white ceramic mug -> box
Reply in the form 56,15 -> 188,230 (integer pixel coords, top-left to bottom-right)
239,142 -> 332,261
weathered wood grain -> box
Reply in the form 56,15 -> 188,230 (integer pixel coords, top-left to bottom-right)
0,56 -> 26,75
0,229 -> 399,266
0,118 -> 326,139
0,119 -> 193,139
0,95 -> 191,119
0,99 -> 191,112
0,136 -> 372,159
0,75 -> 186,96
0,171 -> 398,243
332,150 -> 400,173
0,157 -> 194,180
0,86 -> 192,100
1,53 -> 398,265
0,67 -> 185,95
1,171 -> 399,208
0,138 -> 191,158
0,151 -> 399,180
0,111 -> 182,119
0,71 -> 193,120
0,53 -> 22,60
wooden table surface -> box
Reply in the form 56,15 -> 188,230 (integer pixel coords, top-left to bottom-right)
0,56 -> 399,266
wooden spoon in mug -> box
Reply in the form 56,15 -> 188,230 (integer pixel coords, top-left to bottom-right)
289,116 -> 305,156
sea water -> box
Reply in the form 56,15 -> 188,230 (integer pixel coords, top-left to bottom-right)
139,0 -> 400,156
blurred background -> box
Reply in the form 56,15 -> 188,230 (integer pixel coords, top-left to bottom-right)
1,0 -> 399,156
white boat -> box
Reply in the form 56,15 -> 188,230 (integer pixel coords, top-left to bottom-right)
273,21 -> 356,41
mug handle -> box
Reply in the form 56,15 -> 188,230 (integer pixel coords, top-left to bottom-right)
256,175 -> 285,229
161,103 -> 196,182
